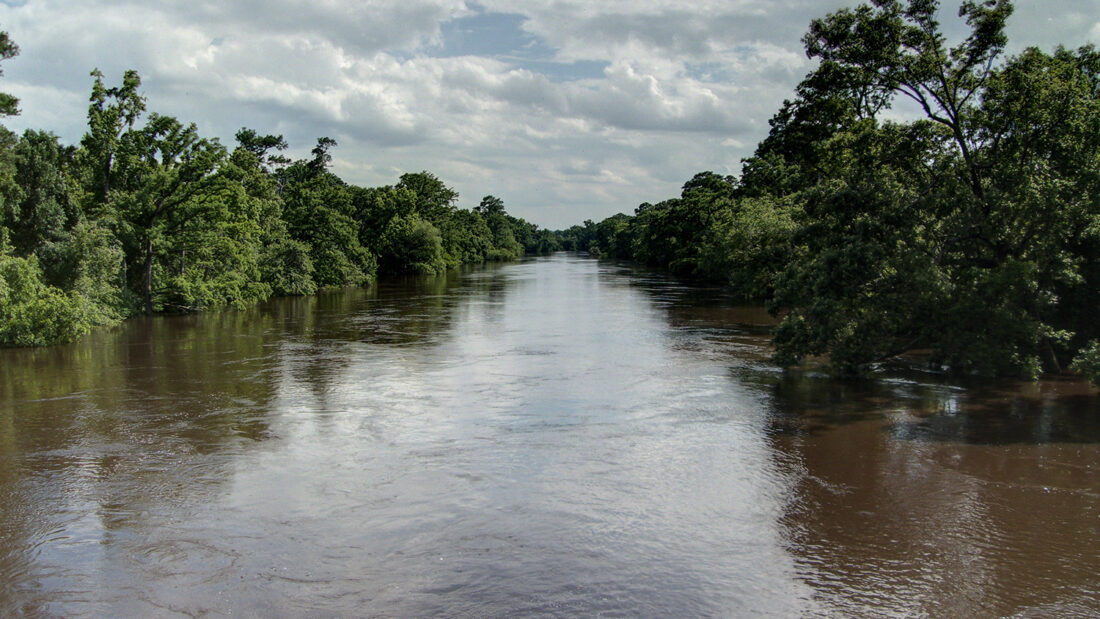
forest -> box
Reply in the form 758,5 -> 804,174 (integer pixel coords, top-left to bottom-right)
558,0 -> 1100,385
3,0 -> 1100,387
0,33 -> 557,348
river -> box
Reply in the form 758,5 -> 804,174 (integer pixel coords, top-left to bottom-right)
1,253 -> 1097,617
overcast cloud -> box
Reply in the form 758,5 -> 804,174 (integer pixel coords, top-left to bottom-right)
1,0 -> 1097,228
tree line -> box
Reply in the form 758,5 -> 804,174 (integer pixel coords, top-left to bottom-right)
0,38 -> 557,347
559,0 -> 1100,385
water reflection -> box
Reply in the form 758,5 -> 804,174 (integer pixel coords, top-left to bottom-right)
733,365 -> 1100,445
725,363 -> 1100,616
0,254 -> 1097,617
0,306 -> 286,615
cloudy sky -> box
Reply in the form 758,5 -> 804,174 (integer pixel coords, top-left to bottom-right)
1,1 -> 1097,228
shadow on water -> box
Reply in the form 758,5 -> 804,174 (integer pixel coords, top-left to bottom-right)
740,368 -> 922,436
756,368 -> 1100,617
343,263 -> 510,346
733,363 -> 1100,445
0,304 -> 292,615
889,380 -> 1100,445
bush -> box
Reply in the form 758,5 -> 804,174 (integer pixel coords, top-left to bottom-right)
0,233 -> 92,346
1071,341 -> 1100,388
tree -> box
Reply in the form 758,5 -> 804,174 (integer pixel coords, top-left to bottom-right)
80,69 -> 146,210
800,0 -> 1014,234
477,195 -> 522,260
378,214 -> 446,274
618,173 -> 736,276
98,106 -> 227,314
279,138 -> 373,287
5,130 -> 80,256
0,38 -> 542,346
307,136 -> 337,175
0,230 -> 91,347
476,195 -> 504,216
439,208 -> 493,264
769,120 -> 952,372
765,1 -> 1100,378
396,171 -> 458,223
225,144 -> 315,296
234,127 -> 290,171
0,31 -> 19,117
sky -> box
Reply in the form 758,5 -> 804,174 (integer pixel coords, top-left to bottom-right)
0,1 -> 1097,229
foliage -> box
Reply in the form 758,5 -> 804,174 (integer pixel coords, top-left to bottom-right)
0,231 -> 91,346
699,194 -> 799,300
0,31 -> 18,117
5,130 -> 80,255
37,219 -> 129,324
379,214 -> 447,274
280,152 -> 372,289
1071,341 -> 1100,388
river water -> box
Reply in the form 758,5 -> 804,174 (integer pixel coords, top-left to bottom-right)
0,254 -> 1097,617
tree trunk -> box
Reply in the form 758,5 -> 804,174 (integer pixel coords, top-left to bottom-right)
103,152 -> 112,202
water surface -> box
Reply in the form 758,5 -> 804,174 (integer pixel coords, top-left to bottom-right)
1,254 -> 1097,617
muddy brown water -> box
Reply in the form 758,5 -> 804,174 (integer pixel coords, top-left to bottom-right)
1,254 -> 1097,617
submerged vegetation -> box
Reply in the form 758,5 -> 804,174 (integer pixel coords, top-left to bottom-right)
561,0 -> 1100,385
0,37 -> 555,347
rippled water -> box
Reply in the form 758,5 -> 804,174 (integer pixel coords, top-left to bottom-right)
1,254 -> 1097,617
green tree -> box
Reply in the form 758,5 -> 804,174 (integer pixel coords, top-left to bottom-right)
378,213 -> 447,274
477,195 -> 522,260
95,104 -> 228,314
234,127 -> 290,169
397,171 -> 458,224
5,130 -> 80,256
976,46 -> 1100,372
79,69 -> 146,211
279,138 -> 373,287
769,120 -> 953,372
699,194 -> 800,300
1071,342 -> 1100,388
0,31 -> 19,117
767,1 -> 1100,377
439,207 -> 493,264
0,230 -> 91,346
225,142 -> 315,296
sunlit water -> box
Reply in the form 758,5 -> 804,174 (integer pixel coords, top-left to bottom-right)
1,254 -> 1097,617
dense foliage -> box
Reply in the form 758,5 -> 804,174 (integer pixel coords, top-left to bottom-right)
0,43 -> 555,347
571,0 -> 1100,384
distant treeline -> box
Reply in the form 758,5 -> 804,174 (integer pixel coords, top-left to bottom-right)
556,0 -> 1100,385
0,36 -> 557,347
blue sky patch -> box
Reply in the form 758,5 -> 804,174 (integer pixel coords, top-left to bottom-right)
685,61 -> 733,83
434,8 -> 607,82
